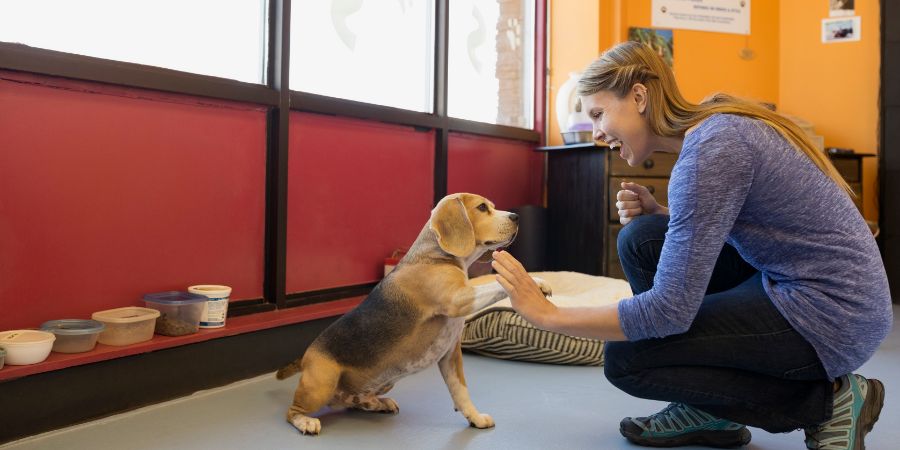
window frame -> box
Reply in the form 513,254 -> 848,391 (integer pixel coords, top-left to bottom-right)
0,0 -> 546,313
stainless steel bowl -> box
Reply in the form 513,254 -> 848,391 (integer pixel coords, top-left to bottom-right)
561,130 -> 594,145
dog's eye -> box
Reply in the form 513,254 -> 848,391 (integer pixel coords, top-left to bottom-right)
477,203 -> 489,212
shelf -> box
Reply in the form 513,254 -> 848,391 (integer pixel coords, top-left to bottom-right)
535,142 -> 609,152
0,297 -> 362,382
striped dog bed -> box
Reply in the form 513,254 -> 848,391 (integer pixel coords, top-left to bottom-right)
462,271 -> 632,366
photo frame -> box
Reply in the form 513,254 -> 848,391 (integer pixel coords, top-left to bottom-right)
829,0 -> 854,17
628,27 -> 674,67
822,16 -> 861,43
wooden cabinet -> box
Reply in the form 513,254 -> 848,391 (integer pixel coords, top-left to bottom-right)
828,153 -> 873,212
537,143 -> 675,278
537,146 -> 869,279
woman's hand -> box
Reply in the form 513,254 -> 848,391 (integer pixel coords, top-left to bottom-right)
616,181 -> 668,225
491,251 -> 556,327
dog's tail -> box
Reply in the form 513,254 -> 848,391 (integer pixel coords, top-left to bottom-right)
276,357 -> 303,380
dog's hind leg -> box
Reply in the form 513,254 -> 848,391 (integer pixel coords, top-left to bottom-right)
286,349 -> 341,435
438,341 -> 494,429
334,391 -> 401,414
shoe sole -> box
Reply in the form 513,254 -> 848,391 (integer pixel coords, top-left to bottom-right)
855,378 -> 885,450
621,426 -> 751,448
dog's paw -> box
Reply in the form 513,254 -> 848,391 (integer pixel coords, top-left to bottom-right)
468,413 -> 495,429
531,277 -> 552,297
376,397 -> 400,414
290,416 -> 321,435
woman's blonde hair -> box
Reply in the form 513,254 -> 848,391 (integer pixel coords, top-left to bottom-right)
576,40 -> 852,195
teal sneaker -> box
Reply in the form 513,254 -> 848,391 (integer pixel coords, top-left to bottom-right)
804,374 -> 885,450
620,402 -> 751,447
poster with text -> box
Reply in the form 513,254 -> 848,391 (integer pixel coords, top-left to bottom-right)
652,0 -> 750,35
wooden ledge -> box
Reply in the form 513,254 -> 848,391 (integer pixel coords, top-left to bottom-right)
0,297 -> 361,382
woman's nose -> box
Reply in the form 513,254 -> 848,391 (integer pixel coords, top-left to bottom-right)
593,127 -> 605,141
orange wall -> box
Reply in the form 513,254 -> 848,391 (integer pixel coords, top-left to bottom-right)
547,0 -> 600,146
549,0 -> 879,220
780,0 -> 880,220
550,0 -> 779,146
609,0 -> 780,105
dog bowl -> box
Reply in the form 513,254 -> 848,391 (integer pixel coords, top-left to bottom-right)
0,330 -> 56,365
41,319 -> 106,353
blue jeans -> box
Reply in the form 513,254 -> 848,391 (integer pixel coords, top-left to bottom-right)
605,214 -> 833,433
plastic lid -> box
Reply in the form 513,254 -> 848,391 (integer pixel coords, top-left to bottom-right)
143,291 -> 208,305
0,330 -> 56,345
91,307 -> 161,323
40,319 -> 106,335
188,285 -> 232,297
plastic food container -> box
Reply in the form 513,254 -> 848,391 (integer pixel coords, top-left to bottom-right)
40,319 -> 106,353
0,330 -> 56,365
143,291 -> 207,336
189,285 -> 232,329
91,307 -> 160,346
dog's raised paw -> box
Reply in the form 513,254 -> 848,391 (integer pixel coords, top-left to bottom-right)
290,416 -> 321,435
531,277 -> 552,297
468,413 -> 495,429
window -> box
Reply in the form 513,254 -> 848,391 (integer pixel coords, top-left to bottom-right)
448,0 -> 535,129
0,0 -> 268,84
290,0 -> 435,112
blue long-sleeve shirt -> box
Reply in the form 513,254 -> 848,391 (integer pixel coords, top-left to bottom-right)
617,114 -> 893,379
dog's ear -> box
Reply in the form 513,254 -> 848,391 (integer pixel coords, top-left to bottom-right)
429,195 -> 475,257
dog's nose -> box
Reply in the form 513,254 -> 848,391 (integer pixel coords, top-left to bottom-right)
509,213 -> 519,223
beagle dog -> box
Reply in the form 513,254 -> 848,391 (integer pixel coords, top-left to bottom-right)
276,193 -> 552,435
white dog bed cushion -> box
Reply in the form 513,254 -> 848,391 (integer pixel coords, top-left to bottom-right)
462,271 -> 632,366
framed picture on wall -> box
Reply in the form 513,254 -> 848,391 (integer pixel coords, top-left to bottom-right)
829,0 -> 854,17
628,27 -> 674,67
822,16 -> 861,43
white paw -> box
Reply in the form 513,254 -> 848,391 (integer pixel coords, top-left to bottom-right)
531,277 -> 552,297
291,416 -> 321,435
468,413 -> 495,429
379,397 -> 400,414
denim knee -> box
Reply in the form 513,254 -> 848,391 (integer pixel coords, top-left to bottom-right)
603,340 -> 637,385
616,214 -> 669,267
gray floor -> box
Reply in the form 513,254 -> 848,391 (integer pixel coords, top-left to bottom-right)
4,305 -> 899,450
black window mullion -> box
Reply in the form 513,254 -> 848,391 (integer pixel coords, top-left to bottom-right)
0,42 -> 278,106
433,0 -> 450,205
263,0 -> 291,310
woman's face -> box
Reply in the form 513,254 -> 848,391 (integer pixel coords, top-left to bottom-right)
581,87 -> 653,166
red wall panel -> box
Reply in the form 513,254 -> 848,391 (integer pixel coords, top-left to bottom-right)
0,74 -> 266,330
447,132 -> 543,209
286,112 -> 434,292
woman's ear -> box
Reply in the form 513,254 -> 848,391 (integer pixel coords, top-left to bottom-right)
632,83 -> 648,115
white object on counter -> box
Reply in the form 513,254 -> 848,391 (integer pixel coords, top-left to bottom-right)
189,285 -> 232,329
0,330 -> 56,365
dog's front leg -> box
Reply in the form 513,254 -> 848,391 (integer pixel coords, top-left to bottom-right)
446,278 -> 552,317
438,342 -> 494,429
445,283 -> 507,317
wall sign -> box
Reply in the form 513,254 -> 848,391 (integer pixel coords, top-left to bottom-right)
652,0 -> 750,35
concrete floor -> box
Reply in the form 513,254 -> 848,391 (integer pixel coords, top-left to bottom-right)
3,305 -> 898,450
